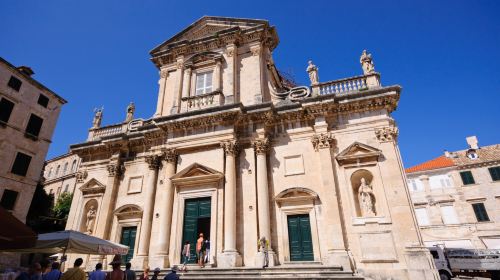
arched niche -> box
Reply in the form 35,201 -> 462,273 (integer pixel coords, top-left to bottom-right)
350,169 -> 376,217
80,199 -> 98,234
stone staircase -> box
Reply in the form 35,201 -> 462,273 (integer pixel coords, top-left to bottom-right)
150,264 -> 365,280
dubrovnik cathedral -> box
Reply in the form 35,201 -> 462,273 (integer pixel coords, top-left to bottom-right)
65,17 -> 437,279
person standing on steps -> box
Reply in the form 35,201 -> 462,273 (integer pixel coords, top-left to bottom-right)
258,236 -> 270,268
204,239 -> 210,264
196,233 -> 205,268
106,255 -> 124,280
163,266 -> 179,280
124,263 -> 136,280
151,268 -> 160,280
181,241 -> 191,272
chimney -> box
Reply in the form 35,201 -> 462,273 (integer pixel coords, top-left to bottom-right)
466,136 -> 479,149
17,66 -> 35,77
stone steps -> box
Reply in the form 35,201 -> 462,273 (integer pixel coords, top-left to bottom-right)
146,265 -> 364,280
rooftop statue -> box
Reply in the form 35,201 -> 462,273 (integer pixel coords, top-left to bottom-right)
360,50 -> 375,75
92,107 -> 103,128
125,102 -> 135,123
306,60 -> 319,85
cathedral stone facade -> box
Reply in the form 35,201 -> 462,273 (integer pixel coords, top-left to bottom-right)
65,17 -> 437,279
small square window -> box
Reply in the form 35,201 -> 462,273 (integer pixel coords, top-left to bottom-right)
25,114 -> 44,137
11,152 -> 32,176
460,171 -> 475,185
0,98 -> 15,123
472,203 -> 490,222
37,94 -> 49,108
0,190 -> 18,210
488,166 -> 500,181
7,76 -> 22,91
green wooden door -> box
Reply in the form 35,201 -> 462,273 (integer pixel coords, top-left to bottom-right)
120,226 -> 137,263
287,214 -> 314,261
181,197 -> 211,263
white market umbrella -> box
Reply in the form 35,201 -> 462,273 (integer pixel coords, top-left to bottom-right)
8,230 -> 128,255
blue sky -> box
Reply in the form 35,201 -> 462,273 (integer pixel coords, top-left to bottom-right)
1,1 -> 499,168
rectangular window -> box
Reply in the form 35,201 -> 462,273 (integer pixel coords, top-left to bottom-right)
25,114 -> 43,137
0,98 -> 15,123
37,94 -> 49,108
460,171 -> 475,185
415,208 -> 430,226
489,166 -> 500,181
0,190 -> 18,210
440,205 -> 459,224
7,76 -> 22,91
472,203 -> 490,222
11,152 -> 32,176
195,71 -> 213,95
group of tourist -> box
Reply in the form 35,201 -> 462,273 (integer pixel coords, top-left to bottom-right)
181,233 -> 210,270
14,255 -> 180,280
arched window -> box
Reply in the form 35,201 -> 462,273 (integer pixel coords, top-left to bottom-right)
56,165 -> 60,177
63,162 -> 68,175
71,160 -> 77,172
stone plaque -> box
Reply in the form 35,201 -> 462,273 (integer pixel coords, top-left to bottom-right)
359,231 -> 397,261
128,176 -> 143,194
284,155 -> 305,176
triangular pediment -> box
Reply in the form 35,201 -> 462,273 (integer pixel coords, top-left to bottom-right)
171,163 -> 223,180
79,178 -> 106,195
337,142 -> 382,166
150,16 -> 268,54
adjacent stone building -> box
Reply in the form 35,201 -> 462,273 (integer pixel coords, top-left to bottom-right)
406,136 -> 500,250
42,152 -> 81,203
65,17 -> 437,279
0,57 -> 67,222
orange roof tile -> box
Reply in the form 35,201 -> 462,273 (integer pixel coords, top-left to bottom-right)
405,155 -> 455,174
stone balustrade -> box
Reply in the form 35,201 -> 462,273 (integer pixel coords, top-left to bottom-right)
314,73 -> 381,96
181,90 -> 224,112
88,124 -> 124,141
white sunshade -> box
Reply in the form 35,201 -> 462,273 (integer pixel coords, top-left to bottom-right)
8,230 -> 128,255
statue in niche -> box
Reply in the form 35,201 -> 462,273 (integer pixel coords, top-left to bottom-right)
360,50 -> 375,75
86,205 -> 97,234
306,60 -> 319,85
125,102 -> 135,123
358,177 -> 376,217
92,107 -> 103,128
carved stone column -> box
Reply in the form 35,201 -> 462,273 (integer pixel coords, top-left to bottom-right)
213,60 -> 222,91
181,67 -> 192,99
94,158 -> 122,240
225,43 -> 237,103
172,57 -> 184,113
311,128 -> 350,270
135,154 -> 161,267
253,138 -> 276,267
152,149 -> 177,268
218,140 -> 242,267
154,70 -> 169,117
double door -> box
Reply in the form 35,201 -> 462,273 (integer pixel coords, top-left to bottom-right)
287,214 -> 314,261
181,197 -> 211,263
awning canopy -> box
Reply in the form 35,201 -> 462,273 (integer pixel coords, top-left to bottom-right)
5,230 -> 128,255
0,207 -> 37,250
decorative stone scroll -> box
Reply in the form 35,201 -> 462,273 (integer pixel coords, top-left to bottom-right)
75,170 -> 88,183
221,140 -> 239,156
375,126 -> 399,142
162,148 -> 178,163
311,133 -> 334,151
107,163 -> 124,177
253,138 -> 270,155
146,154 -> 162,170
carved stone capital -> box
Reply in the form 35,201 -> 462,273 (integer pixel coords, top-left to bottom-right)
250,44 -> 261,56
146,154 -> 162,170
311,133 -> 334,151
160,70 -> 169,79
107,163 -> 124,177
253,138 -> 270,155
226,44 -> 237,57
75,170 -> 88,183
162,148 -> 178,164
221,140 -> 239,156
375,126 -> 399,142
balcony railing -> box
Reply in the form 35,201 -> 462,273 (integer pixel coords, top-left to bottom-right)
88,124 -> 124,141
181,90 -> 224,112
313,73 -> 381,96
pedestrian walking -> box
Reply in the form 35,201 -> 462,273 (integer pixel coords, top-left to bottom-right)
60,258 -> 85,280
89,264 -> 105,280
163,266 -> 179,280
124,263 -> 136,280
204,239 -> 210,264
181,241 -> 190,272
106,255 -> 124,280
43,262 -> 61,280
196,233 -> 204,268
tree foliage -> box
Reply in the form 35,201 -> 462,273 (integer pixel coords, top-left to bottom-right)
26,183 -> 54,233
53,192 -> 73,220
